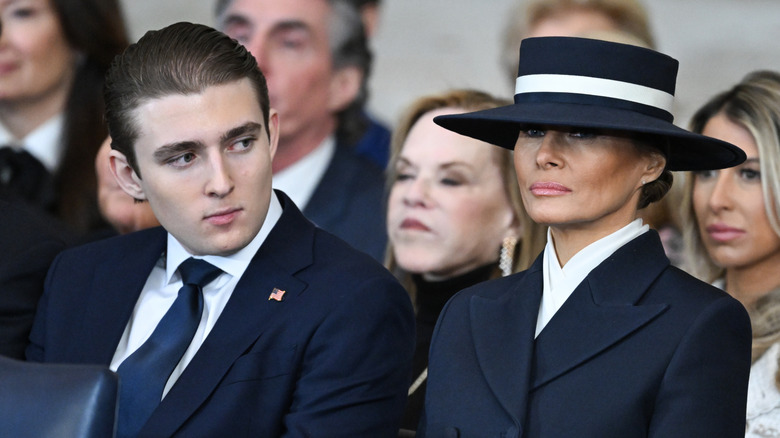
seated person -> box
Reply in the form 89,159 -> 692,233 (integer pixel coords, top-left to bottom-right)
419,36 -> 751,437
27,22 -> 414,438
384,89 -> 546,430
0,195 -> 69,359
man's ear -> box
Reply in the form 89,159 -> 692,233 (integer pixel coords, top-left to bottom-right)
109,150 -> 146,201
327,66 -> 362,113
267,108 -> 280,160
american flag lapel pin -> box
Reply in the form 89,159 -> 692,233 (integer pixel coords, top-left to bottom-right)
268,287 -> 286,302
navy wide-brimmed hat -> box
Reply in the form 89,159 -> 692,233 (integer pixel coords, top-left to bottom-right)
434,37 -> 745,171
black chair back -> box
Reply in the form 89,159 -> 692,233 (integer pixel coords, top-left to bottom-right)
0,356 -> 119,438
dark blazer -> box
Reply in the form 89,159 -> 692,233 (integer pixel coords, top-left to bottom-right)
354,113 -> 391,168
0,198 -> 69,359
303,141 -> 387,262
419,231 -> 752,438
27,191 -> 415,437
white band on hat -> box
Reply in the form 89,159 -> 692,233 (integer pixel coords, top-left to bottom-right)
515,74 -> 674,113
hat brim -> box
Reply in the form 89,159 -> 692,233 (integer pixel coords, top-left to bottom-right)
433,102 -> 745,171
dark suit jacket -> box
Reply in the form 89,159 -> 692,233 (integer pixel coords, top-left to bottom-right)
27,191 -> 415,437
0,198 -> 68,359
303,141 -> 387,262
354,113 -> 391,168
419,231 -> 752,438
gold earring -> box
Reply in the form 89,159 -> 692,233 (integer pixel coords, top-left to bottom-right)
499,236 -> 517,277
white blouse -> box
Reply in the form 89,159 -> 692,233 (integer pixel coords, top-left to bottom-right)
535,219 -> 649,337
746,343 -> 780,437
0,114 -> 64,172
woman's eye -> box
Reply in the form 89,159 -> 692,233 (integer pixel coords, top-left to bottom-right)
394,172 -> 413,182
692,169 -> 717,181
518,127 -> 546,139
8,7 -> 37,19
740,168 -> 761,181
440,178 -> 462,187
569,130 -> 598,139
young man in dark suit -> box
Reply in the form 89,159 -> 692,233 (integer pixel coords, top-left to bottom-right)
26,22 -> 414,438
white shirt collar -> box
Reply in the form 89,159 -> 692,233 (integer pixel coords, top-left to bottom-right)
0,114 -> 65,171
165,190 -> 283,282
272,135 -> 335,210
536,218 -> 649,337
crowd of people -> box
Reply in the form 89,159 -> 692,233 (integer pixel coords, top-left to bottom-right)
1,0 -> 779,436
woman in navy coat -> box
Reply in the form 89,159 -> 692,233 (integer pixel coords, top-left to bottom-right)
418,36 -> 752,438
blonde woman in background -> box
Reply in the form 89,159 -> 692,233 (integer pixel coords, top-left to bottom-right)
683,70 -> 780,436
501,0 -> 655,87
384,89 -> 546,432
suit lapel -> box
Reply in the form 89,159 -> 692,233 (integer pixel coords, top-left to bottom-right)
142,192 -> 314,436
531,231 -> 670,390
470,257 -> 543,427
79,228 -> 167,364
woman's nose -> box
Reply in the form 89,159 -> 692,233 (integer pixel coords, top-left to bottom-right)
708,172 -> 733,212
535,133 -> 564,170
402,177 -> 431,207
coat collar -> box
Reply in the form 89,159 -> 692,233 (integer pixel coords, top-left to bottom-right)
533,230 -> 670,389
469,230 -> 670,425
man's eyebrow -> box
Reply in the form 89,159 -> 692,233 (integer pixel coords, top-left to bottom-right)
270,20 -> 312,37
221,122 -> 264,143
153,141 -> 204,161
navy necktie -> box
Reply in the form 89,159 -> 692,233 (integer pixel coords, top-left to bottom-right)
116,258 -> 222,438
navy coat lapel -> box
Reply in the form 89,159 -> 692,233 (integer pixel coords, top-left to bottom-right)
80,227 -> 167,364
470,257 -> 543,428
531,231 -> 670,390
142,192 -> 314,436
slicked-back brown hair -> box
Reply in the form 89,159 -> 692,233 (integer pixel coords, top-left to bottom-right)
104,22 -> 270,176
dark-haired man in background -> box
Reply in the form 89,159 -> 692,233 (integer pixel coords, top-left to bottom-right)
216,0 -> 390,261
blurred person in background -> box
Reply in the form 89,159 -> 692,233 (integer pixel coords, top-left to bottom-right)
0,194 -> 68,359
347,0 -> 381,39
684,70 -> 780,437
94,136 -> 159,236
384,89 -> 546,432
215,0 -> 388,260
0,0 -> 128,236
501,0 -> 655,87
